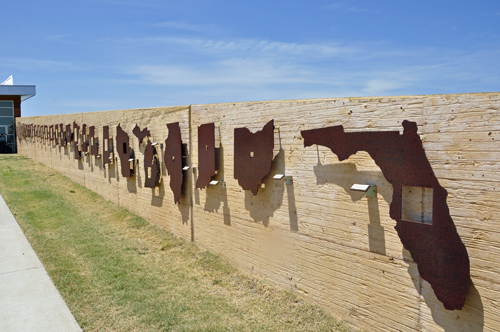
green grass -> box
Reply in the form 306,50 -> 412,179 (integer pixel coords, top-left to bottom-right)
0,155 -> 356,331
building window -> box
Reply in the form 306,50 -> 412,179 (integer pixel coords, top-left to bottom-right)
0,101 -> 15,153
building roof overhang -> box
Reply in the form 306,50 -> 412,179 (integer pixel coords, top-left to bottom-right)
0,85 -> 36,102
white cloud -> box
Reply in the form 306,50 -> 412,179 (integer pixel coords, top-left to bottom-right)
123,36 -> 355,59
121,34 -> 500,99
363,78 -> 405,96
134,58 -> 325,87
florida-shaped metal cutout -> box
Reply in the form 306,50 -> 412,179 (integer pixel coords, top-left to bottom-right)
301,120 -> 470,310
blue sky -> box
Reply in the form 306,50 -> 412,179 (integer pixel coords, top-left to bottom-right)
2,0 -> 500,116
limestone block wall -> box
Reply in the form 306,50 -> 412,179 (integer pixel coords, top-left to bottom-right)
16,92 -> 500,332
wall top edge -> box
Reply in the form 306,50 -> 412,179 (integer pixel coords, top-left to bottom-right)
18,91 -> 500,120
191,91 -> 500,107
19,105 -> 190,120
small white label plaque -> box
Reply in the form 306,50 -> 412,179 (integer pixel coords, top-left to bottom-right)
350,184 -> 370,192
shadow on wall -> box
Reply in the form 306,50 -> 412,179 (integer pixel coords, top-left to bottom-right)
404,250 -> 484,331
136,160 -> 143,189
127,174 -> 137,193
106,158 -> 117,184
286,176 -> 298,232
244,148 -> 285,227
313,162 -> 392,256
314,160 -> 484,329
102,156 -> 117,183
178,143 -> 191,226
78,156 -> 84,171
203,144 -> 231,226
151,178 -> 165,207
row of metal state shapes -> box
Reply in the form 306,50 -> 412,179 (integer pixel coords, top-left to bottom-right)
17,120 -> 276,203
17,119 -> 470,311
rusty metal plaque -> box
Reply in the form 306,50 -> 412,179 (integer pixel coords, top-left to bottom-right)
89,126 -> 99,157
234,120 -> 274,195
73,122 -> 81,159
132,124 -> 150,144
144,139 -> 161,188
164,122 -> 183,204
301,120 -> 470,310
81,124 -> 87,153
102,126 -> 112,165
196,123 -> 216,189
116,124 -> 133,177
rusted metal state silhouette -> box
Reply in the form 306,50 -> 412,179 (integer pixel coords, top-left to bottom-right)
59,124 -> 65,146
234,120 -> 274,195
66,124 -> 72,145
144,139 -> 161,188
73,122 -> 81,159
164,122 -> 183,204
301,120 -> 470,310
132,124 -> 150,144
49,125 -> 55,143
102,126 -> 112,165
89,126 -> 99,157
54,124 -> 59,145
196,123 -> 216,189
81,124 -> 87,153
116,124 -> 133,177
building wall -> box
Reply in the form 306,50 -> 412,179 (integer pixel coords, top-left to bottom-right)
16,92 -> 500,331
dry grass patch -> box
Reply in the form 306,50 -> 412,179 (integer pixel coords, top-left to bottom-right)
0,155 -> 356,332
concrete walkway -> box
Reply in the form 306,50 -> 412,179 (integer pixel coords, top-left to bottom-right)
0,194 -> 82,331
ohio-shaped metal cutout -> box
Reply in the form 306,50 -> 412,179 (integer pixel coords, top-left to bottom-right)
234,119 -> 274,195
